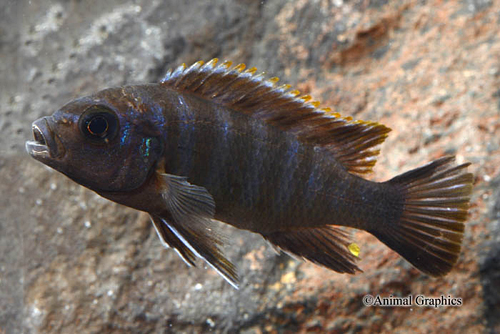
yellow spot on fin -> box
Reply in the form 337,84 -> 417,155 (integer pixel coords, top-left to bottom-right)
245,66 -> 257,74
206,58 -> 219,67
233,63 -> 246,72
222,60 -> 233,69
348,243 -> 360,257
267,77 -> 280,84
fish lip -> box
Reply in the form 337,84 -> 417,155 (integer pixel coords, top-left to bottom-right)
25,117 -> 65,159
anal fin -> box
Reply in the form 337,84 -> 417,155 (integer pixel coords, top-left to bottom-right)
264,226 -> 362,274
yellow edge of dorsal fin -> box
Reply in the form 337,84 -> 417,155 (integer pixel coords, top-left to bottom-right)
233,63 -> 246,72
160,59 -> 392,175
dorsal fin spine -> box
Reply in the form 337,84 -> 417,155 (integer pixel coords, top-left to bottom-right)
175,62 -> 206,91
267,77 -> 280,84
245,67 -> 257,74
300,95 -> 312,102
277,84 -> 291,92
171,63 -> 187,84
233,63 -> 246,72
221,60 -> 232,68
205,58 -> 219,67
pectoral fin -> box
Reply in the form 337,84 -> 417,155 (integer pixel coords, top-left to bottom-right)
153,173 -> 239,288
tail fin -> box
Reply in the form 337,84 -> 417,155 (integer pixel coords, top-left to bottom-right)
371,156 -> 473,276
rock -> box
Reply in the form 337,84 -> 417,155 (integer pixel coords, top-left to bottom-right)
1,0 -> 499,333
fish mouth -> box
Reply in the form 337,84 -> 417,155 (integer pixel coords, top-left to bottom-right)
26,117 -> 64,160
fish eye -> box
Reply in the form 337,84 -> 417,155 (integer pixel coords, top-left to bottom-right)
79,106 -> 119,142
87,116 -> 108,136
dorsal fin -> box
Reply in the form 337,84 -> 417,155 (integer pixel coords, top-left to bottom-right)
160,59 -> 391,174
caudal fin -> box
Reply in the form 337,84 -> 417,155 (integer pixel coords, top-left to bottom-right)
371,156 -> 473,276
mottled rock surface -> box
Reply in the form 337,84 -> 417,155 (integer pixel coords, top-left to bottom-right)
1,0 -> 499,333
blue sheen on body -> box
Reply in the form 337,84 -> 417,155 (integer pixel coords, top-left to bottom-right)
176,95 -> 196,174
120,123 -> 131,147
275,139 -> 300,208
148,103 -> 167,129
243,122 -> 268,207
204,108 -> 232,190
140,137 -> 153,157
306,157 -> 323,209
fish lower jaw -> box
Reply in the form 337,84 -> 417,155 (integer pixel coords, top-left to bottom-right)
25,140 -> 50,158
26,117 -> 65,159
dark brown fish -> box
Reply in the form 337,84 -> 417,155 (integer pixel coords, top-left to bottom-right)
26,59 -> 473,287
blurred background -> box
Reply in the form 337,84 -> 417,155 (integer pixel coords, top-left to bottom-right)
1,0 -> 499,332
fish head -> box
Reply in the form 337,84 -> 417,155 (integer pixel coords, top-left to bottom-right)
26,87 -> 164,193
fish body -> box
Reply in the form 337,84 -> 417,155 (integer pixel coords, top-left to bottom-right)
26,59 -> 473,287
100,84 -> 396,233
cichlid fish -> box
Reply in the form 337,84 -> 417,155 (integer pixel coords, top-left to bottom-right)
26,59 -> 473,288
